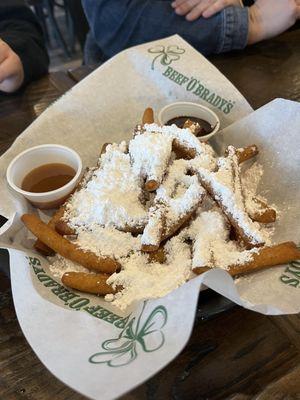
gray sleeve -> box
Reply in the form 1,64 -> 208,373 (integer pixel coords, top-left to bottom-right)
0,0 -> 49,87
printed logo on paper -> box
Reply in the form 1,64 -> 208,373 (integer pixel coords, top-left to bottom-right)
27,256 -> 168,366
280,262 -> 300,288
147,43 -> 235,115
148,45 -> 185,70
279,247 -> 300,288
89,302 -> 167,367
27,256 -> 131,329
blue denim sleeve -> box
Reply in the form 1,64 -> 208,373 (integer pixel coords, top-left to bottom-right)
82,0 -> 249,61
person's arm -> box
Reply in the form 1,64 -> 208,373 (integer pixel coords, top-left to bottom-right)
0,0 -> 49,92
82,0 -> 249,60
171,0 -> 243,21
247,0 -> 300,44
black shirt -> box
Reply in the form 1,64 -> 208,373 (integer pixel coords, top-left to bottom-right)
0,0 -> 49,88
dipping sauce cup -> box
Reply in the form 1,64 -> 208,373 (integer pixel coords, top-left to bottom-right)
6,144 -> 82,209
158,101 -> 220,141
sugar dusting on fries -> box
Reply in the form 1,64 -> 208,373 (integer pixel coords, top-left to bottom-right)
22,111 -> 300,311
62,142 -> 148,231
129,131 -> 173,189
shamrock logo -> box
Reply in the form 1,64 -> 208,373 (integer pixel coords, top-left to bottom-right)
89,303 -> 167,367
148,45 -> 185,70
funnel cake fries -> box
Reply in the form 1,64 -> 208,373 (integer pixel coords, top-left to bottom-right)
58,142 -> 148,235
132,107 -> 154,138
142,123 -> 215,160
34,207 -> 65,256
194,242 -> 300,277
22,214 -> 120,274
129,132 -> 173,192
62,272 -> 117,295
21,107 -> 300,309
225,144 -> 259,164
142,107 -> 154,125
196,146 -> 266,248
54,144 -> 115,237
34,166 -> 97,254
188,210 -> 231,270
247,197 -> 277,224
55,167 -> 97,236
141,159 -> 205,251
131,112 -> 215,191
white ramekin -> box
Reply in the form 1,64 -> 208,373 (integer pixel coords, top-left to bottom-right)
158,101 -> 220,141
6,144 -> 82,209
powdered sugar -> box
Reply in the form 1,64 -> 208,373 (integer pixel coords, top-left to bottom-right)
242,163 -> 274,218
189,210 -> 229,268
50,255 -> 91,279
64,142 -> 148,231
144,123 -> 215,157
129,132 -> 172,185
141,159 -> 205,246
196,154 -> 268,246
141,205 -> 164,247
212,241 -> 258,269
48,123 -> 278,310
157,160 -> 204,222
106,235 -> 192,310
188,210 -> 258,270
75,226 -> 141,260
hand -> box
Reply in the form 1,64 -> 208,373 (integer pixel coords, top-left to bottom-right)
171,0 -> 243,21
0,39 -> 24,93
248,0 -> 300,44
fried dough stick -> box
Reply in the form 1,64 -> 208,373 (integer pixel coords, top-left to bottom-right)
141,204 -> 165,252
35,164 -> 99,252
147,246 -> 166,263
225,145 -> 258,164
193,242 -> 300,277
62,272 -> 117,295
55,218 -> 76,236
131,108 -> 171,192
197,149 -> 265,248
200,179 -> 262,248
142,206 -> 200,252
22,214 -> 120,274
142,107 -> 154,125
172,135 -> 214,160
225,145 -> 275,224
145,180 -> 159,192
172,139 -> 197,160
54,168 -> 95,236
55,143 -> 111,236
142,194 -> 204,252
249,197 -> 277,224
34,207 -> 65,255
144,107 -> 165,192
142,158 -> 206,252
35,168 -> 99,254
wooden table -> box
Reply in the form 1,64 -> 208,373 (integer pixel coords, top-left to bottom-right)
1,29 -> 300,400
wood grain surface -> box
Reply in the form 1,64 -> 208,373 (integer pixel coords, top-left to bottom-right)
0,72 -> 74,155
0,28 -> 300,400
0,274 -> 299,400
210,29 -> 300,109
